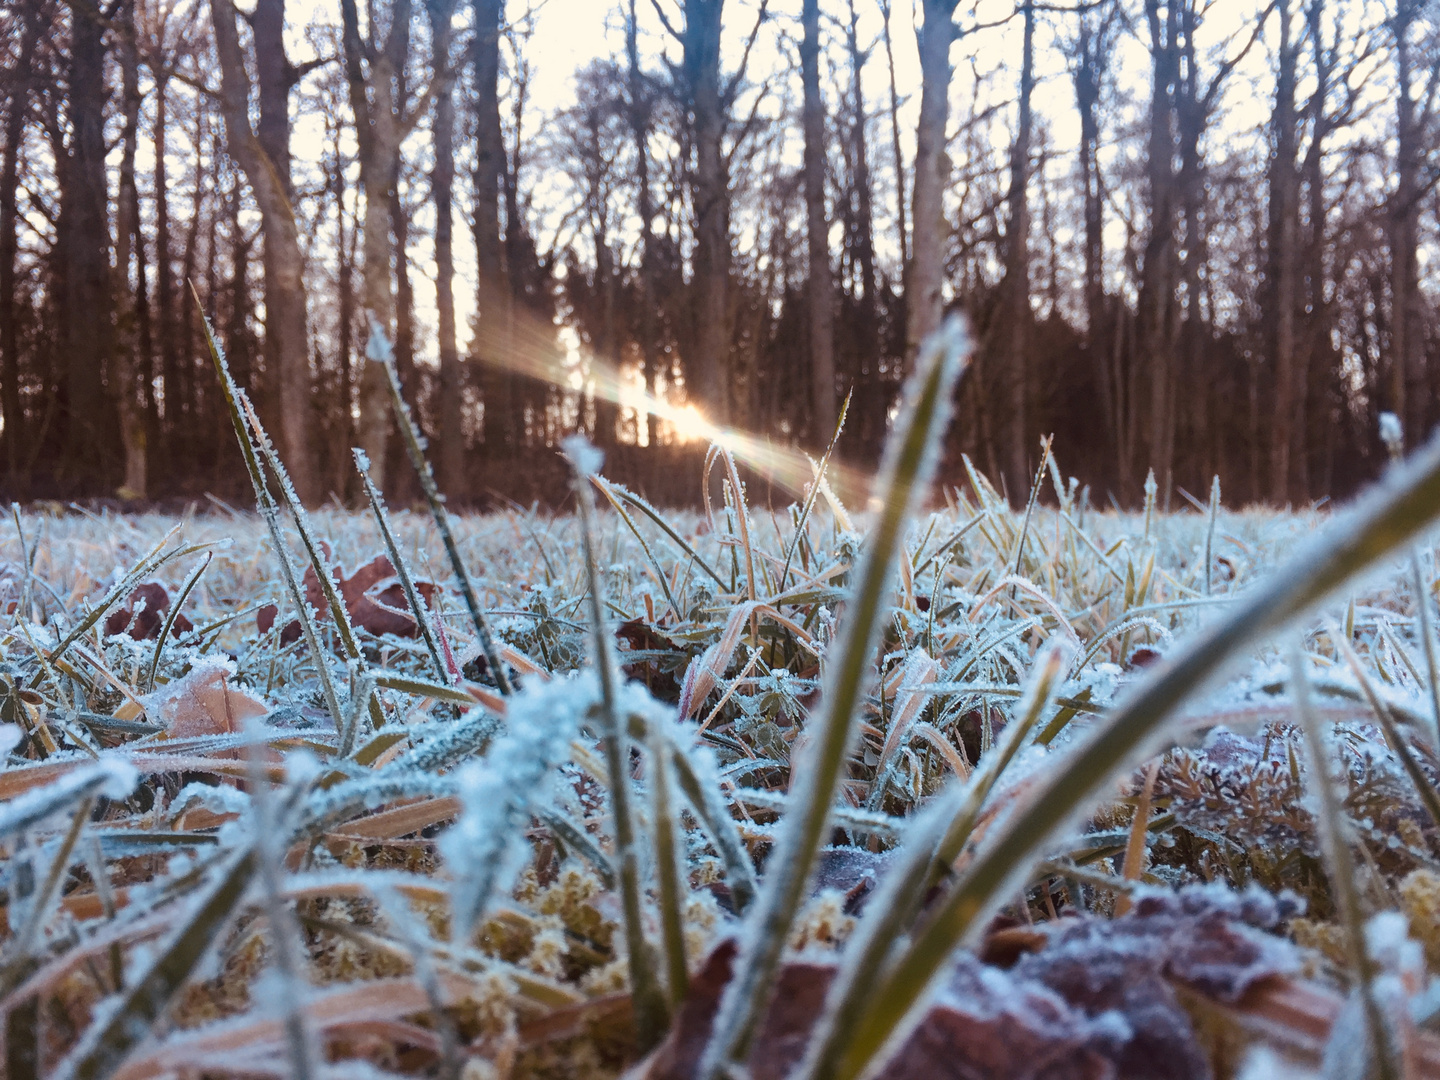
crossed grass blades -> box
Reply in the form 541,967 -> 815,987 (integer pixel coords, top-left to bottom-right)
5,310 -> 1440,1078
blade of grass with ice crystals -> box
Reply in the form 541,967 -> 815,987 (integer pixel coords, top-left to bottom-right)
592,475 -> 681,620
564,435 -> 669,1048
28,525 -> 212,689
1414,551 -> 1440,746
1291,649 -> 1398,1080
146,552 -> 211,692
58,842 -> 258,1080
354,448 -> 447,682
790,641 -> 1067,1080
1329,622 -> 1440,830
241,394 -> 387,746
0,796 -> 92,992
697,316 -> 970,1080
595,478 -> 726,589
778,391 -> 850,596
0,759 -> 137,841
1205,475 -> 1221,596
198,295 -> 346,736
367,319 -> 512,696
648,716 -> 689,1007
818,427 -> 1440,1080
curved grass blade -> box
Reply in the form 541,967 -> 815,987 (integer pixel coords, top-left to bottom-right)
698,316 -> 970,1079
366,318 -> 513,696
818,426 -> 1440,1080
564,435 -> 669,1048
146,552 -> 211,692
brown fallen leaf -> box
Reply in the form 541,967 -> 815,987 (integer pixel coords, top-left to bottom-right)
257,548 -> 439,642
104,582 -> 194,641
148,661 -> 267,738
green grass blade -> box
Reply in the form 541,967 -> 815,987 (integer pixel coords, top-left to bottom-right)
565,435 -> 669,1048
354,448 -> 448,682
821,427 -> 1440,1080
367,319 -> 513,696
698,316 -> 970,1079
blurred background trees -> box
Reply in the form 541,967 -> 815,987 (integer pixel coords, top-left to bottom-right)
0,0 -> 1436,508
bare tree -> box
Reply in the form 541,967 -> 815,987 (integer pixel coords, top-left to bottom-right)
0,0 -> 43,492
210,0 -> 320,502
907,0 -> 959,366
428,0 -> 464,496
340,0 -> 427,493
802,0 -> 835,440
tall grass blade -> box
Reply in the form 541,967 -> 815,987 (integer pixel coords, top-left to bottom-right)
698,315 -> 970,1079
564,435 -> 669,1047
197,293 -> 346,733
812,426 -> 1440,1080
353,448 -> 448,681
367,318 -> 513,696
1291,649 -> 1398,1080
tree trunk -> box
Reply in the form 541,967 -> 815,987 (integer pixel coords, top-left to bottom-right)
1000,1 -> 1036,500
802,0 -> 835,443
473,0 -> 510,453
625,0 -> 657,449
1267,0 -> 1300,503
341,0 -> 412,494
1136,0 -> 1180,504
1389,2 -> 1424,445
907,0 -> 958,366
153,73 -> 180,464
429,0 -> 464,497
683,0 -> 729,422
846,0 -> 881,453
210,0 -> 320,503
0,0 -> 40,493
61,0 -> 114,476
114,14 -> 148,499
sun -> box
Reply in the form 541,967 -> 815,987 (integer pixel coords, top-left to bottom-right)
670,404 -> 718,444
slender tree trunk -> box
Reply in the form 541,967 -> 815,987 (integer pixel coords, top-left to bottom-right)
1268,0 -> 1300,503
1389,2 -> 1424,444
0,0 -> 40,493
61,0 -> 114,476
846,0 -> 880,452
341,0 -> 412,493
210,0 -> 320,502
153,74 -> 180,464
1137,0 -> 1180,504
802,0 -> 835,442
473,0 -> 509,453
114,11 -> 148,499
683,0 -> 729,421
429,0 -> 464,496
625,0 -> 657,449
1000,2 -> 1036,499
907,0 -> 958,366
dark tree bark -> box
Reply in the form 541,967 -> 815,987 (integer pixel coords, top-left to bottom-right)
1000,1 -> 1037,499
210,0 -> 320,502
473,0 -> 511,451
428,0 -> 464,496
1268,0 -> 1301,503
60,0 -> 115,475
340,0 -> 415,493
0,0 -> 42,492
115,7 -> 148,498
907,0 -> 959,365
801,0 -> 835,442
682,0 -> 729,421
625,0 -> 657,449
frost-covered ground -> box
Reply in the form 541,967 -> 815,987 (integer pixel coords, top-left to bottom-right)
3,485 -> 1440,1079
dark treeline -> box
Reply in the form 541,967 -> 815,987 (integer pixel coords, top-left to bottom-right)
0,0 -> 1437,508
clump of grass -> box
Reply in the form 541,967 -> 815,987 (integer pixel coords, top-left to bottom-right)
5,316 -> 1440,1079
